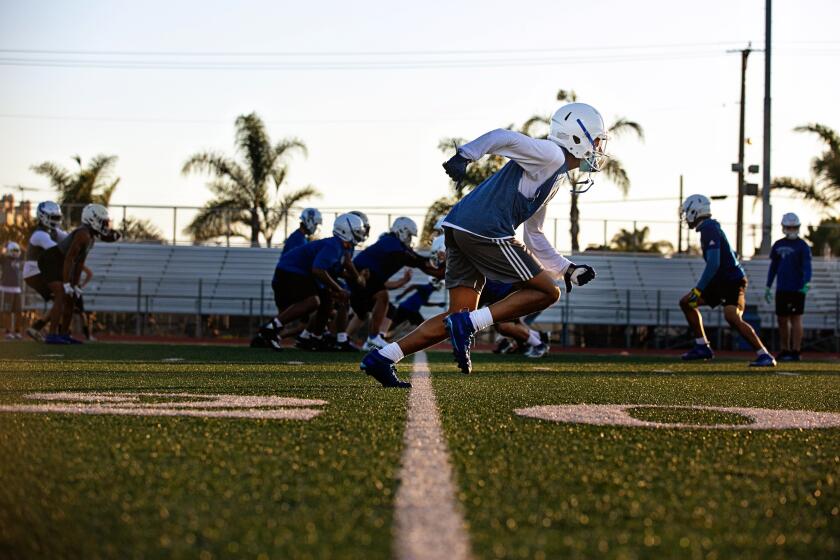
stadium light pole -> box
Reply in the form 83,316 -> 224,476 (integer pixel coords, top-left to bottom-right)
759,0 -> 773,255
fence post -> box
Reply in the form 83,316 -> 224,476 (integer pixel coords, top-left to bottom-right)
248,297 -> 254,333
143,295 -> 149,336
172,207 -> 177,245
655,289 -> 661,349
259,279 -> 265,324
717,308 -> 723,350
196,278 -> 203,339
135,276 -> 142,335
603,220 -> 608,247
835,293 -> 839,353
664,309 -> 670,348
625,288 -> 631,348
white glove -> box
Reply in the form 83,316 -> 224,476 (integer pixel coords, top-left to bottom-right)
63,282 -> 74,296
73,285 -> 84,298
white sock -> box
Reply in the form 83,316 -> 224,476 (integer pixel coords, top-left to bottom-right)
757,348 -> 769,357
337,332 -> 348,343
272,318 -> 283,329
527,329 -> 541,347
299,329 -> 311,339
379,342 -> 404,363
468,307 -> 494,331
695,337 -> 708,346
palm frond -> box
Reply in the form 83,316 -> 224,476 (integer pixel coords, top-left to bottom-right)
601,157 -> 630,196
794,123 -> 840,153
30,161 -> 71,190
184,199 -> 249,242
420,196 -> 456,247
556,89 -> 578,102
263,186 -> 321,242
521,115 -> 550,137
771,176 -> 832,208
608,118 -> 645,141
182,152 -> 248,187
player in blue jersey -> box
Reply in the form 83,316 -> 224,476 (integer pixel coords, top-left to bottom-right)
765,212 -> 812,361
360,102 -> 603,387
281,208 -> 322,256
348,217 -> 442,351
252,213 -> 366,351
679,195 -> 775,367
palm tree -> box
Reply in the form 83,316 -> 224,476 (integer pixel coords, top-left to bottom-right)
522,89 -> 644,252
607,226 -> 673,254
183,112 -> 317,246
420,136 -> 509,244
31,154 -> 119,224
771,123 -> 840,214
119,217 -> 165,243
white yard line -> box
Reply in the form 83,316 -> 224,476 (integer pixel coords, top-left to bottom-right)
394,352 -> 472,560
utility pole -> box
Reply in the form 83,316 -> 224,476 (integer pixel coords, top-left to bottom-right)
677,174 -> 684,254
759,0 -> 773,254
731,44 -> 752,256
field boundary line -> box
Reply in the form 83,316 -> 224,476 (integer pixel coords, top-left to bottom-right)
393,352 -> 472,560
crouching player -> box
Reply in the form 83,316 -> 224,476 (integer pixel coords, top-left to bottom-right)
385,235 -> 448,336
253,213 -> 366,350
765,212 -> 812,361
679,194 -> 775,367
282,208 -> 322,255
360,102 -> 604,387
23,201 -> 67,339
37,204 -> 120,344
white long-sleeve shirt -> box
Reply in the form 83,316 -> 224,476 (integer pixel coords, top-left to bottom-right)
455,129 -> 573,276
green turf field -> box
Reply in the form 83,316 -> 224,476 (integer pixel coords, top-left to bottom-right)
0,342 -> 838,559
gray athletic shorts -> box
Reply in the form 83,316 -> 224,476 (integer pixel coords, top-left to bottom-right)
444,227 -> 543,292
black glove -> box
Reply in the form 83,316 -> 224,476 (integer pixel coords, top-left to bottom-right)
563,264 -> 596,292
442,152 -> 471,182
100,230 -> 122,242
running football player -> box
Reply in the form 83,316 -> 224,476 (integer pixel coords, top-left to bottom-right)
679,194 -> 775,367
361,102 -> 603,387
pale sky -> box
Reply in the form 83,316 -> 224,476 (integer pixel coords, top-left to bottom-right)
1,0 -> 839,253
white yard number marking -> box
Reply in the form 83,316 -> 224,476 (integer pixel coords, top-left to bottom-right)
0,392 -> 327,421
515,404 -> 840,430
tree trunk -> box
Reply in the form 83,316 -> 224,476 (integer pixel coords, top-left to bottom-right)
569,192 -> 580,252
250,207 -> 260,247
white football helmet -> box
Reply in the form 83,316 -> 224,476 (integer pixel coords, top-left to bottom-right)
36,201 -> 62,229
5,241 -> 21,257
81,203 -> 111,236
681,194 -> 712,228
548,102 -> 608,193
781,212 -> 801,239
333,213 -> 367,244
300,208 -> 322,235
349,210 -> 370,241
390,216 -> 418,247
429,235 -> 446,268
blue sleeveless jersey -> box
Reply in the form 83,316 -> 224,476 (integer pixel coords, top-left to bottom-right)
444,160 -> 566,238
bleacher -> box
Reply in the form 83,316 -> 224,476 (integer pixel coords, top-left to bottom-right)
67,243 -> 839,333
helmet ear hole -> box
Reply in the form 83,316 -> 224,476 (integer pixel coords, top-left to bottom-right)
572,135 -> 581,145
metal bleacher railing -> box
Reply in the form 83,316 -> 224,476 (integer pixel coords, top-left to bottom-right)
26,242 -> 840,350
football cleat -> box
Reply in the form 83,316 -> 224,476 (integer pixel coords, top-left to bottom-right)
681,343 -> 714,361
295,335 -> 320,351
44,334 -> 70,345
360,351 -> 411,388
362,334 -> 388,351
749,353 -> 777,368
524,343 -> 549,359
62,334 -> 84,345
333,340 -> 360,352
444,311 -> 475,374
493,337 -> 513,354
26,327 -> 45,342
250,334 -> 269,348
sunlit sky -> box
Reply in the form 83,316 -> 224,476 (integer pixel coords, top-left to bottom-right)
1,0 -> 838,253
